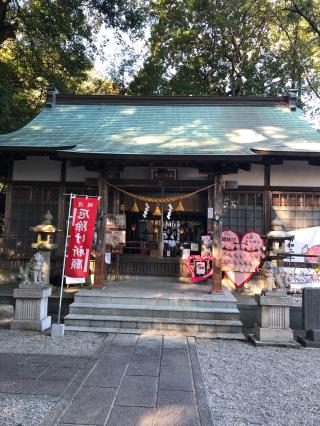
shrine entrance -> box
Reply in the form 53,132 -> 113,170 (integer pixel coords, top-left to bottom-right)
94,173 -> 224,293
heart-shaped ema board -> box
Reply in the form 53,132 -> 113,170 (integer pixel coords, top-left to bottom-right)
186,254 -> 214,283
221,230 -> 265,288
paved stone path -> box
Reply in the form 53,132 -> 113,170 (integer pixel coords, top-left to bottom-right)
50,334 -> 212,426
0,334 -> 212,425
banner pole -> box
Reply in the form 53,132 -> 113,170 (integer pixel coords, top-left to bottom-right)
57,193 -> 75,326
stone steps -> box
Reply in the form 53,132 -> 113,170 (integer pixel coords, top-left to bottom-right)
73,292 -> 236,309
64,288 -> 245,339
65,314 -> 243,334
69,302 -> 240,321
64,325 -> 246,340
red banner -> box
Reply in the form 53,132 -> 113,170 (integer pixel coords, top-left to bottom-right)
65,197 -> 99,278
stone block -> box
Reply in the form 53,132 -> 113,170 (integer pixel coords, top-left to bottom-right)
11,286 -> 52,332
0,304 -> 14,317
11,317 -> 51,332
255,294 -> 292,307
159,366 -> 194,392
258,304 -> 290,329
154,390 -> 200,426
84,362 -> 126,387
51,324 -> 65,337
115,375 -> 158,407
161,349 -> 190,367
306,329 -> 320,341
107,406 -> 154,426
254,325 -> 294,342
61,386 -> 116,425
302,288 -> 320,332
253,293 -> 296,346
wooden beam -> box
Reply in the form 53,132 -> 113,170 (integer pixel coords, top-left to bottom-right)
211,174 -> 223,293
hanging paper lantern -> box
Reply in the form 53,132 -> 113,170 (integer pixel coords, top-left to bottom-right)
153,205 -> 161,216
131,200 -> 139,213
176,200 -> 184,212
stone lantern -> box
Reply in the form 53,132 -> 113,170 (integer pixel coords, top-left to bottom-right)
249,217 -> 299,347
31,210 -> 59,285
11,211 -> 59,332
266,218 -> 293,258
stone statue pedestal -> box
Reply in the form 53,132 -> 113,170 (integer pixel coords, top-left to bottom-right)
11,286 -> 52,332
249,291 -> 300,347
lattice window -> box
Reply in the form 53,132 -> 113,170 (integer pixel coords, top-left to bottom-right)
272,192 -> 320,230
223,191 -> 264,234
8,185 -> 59,254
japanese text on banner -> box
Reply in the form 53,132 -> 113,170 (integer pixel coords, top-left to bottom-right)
65,197 -> 99,278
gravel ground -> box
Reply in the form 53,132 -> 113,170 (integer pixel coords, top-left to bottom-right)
0,395 -> 56,426
0,330 -> 106,426
197,339 -> 320,426
0,330 -> 105,355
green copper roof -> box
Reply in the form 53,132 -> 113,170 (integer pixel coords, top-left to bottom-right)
0,97 -> 319,157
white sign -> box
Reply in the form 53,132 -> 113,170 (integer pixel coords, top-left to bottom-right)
105,252 -> 111,264
182,248 -> 191,259
196,261 -> 206,275
208,207 -> 214,219
285,226 -> 320,262
282,226 -> 320,292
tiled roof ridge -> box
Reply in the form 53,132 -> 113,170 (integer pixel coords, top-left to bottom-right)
54,94 -> 289,107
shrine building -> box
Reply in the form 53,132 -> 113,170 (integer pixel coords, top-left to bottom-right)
1,89 -> 320,293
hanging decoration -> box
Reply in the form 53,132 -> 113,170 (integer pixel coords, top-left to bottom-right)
131,200 -> 139,213
106,181 -> 218,204
142,203 -> 150,219
153,205 -> 161,216
186,254 -> 215,283
167,204 -> 173,220
221,230 -> 266,288
176,200 -> 185,212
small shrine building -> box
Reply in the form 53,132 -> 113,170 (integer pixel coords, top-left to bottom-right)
1,89 -> 320,290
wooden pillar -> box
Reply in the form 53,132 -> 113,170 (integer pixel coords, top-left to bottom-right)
3,161 -> 13,253
207,174 -> 214,233
113,189 -> 120,214
264,163 -> 271,234
57,160 -> 66,256
211,174 -> 223,293
93,172 -> 108,288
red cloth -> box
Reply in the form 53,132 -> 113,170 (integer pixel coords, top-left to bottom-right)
65,197 -> 99,278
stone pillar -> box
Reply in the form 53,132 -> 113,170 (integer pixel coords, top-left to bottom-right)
298,288 -> 320,347
211,174 -> 223,293
11,286 -> 52,332
93,171 -> 108,288
250,292 -> 298,347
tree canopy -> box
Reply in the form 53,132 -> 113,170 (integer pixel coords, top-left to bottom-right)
0,0 -> 320,134
0,0 -> 145,133
130,0 -> 320,98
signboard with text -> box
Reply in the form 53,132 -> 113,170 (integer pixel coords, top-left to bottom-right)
65,197 -> 99,278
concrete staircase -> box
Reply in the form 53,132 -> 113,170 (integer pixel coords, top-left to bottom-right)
64,289 -> 245,339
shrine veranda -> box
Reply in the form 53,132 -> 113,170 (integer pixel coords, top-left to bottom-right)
1,91 -> 320,292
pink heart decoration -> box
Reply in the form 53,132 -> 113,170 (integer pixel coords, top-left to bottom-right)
186,254 -> 215,283
222,230 -> 265,288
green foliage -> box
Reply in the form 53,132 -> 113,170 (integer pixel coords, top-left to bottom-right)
129,0 -> 320,99
0,0 -> 143,134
